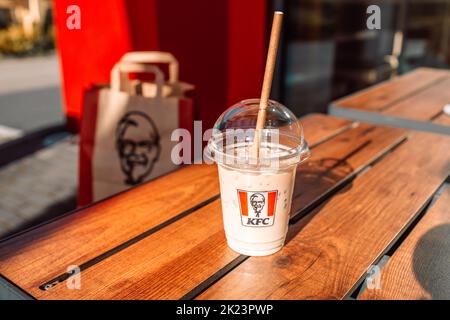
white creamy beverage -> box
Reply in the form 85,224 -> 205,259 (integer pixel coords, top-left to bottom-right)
208,99 -> 310,256
218,160 -> 297,256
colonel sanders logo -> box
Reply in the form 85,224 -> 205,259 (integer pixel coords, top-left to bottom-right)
238,190 -> 277,227
116,111 -> 161,186
250,193 -> 265,217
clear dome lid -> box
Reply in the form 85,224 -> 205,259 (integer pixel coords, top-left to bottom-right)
207,99 -> 310,170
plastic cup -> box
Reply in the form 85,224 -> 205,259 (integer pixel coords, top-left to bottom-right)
208,99 -> 310,256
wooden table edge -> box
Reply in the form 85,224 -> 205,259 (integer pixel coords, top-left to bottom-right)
332,68 -> 450,109
329,104 -> 450,135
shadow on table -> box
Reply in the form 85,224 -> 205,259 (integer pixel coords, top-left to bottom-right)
291,157 -> 354,217
285,157 -> 355,244
413,224 -> 450,300
285,138 -> 379,243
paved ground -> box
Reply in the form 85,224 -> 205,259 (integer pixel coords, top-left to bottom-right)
0,54 -> 64,133
0,55 -> 78,238
0,136 -> 78,238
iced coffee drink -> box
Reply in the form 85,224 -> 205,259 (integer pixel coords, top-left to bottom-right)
208,99 -> 310,256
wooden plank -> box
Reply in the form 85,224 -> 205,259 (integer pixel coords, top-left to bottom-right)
198,131 -> 450,300
383,77 -> 450,121
300,113 -> 352,147
359,186 -> 450,300
334,68 -> 449,112
0,114 -> 352,298
31,124 -> 406,299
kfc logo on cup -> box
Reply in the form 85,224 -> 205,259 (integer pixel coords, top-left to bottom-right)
238,190 -> 277,227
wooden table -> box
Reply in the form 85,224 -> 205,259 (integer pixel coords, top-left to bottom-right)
330,68 -> 450,135
1,113 -> 449,300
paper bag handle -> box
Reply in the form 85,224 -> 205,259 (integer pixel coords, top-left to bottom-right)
111,61 -> 164,97
120,52 -> 179,83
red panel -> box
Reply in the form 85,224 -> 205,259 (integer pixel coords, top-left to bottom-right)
227,0 -> 267,106
155,0 -> 229,130
54,0 -> 267,131
77,85 -> 99,206
53,0 -> 158,131
154,0 -> 267,129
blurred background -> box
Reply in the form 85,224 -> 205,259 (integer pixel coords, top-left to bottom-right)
0,0 -> 449,237
276,0 -> 450,115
